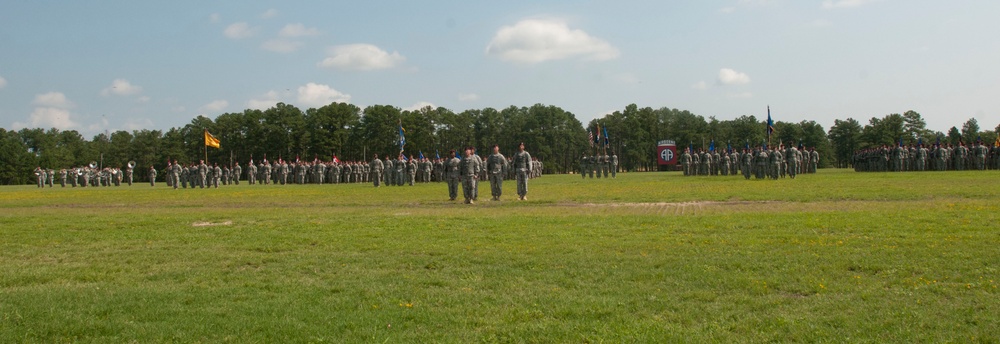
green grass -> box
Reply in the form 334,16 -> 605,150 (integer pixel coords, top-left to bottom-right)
1,169 -> 998,342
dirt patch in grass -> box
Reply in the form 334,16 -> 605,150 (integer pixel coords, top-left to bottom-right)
192,221 -> 233,227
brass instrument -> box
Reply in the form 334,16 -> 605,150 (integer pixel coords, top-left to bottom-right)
89,161 -> 98,169
127,161 -> 136,169
76,168 -> 84,176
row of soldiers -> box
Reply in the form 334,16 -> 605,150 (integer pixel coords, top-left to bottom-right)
680,145 -> 820,180
853,142 -> 1000,172
156,152 -> 544,189
578,154 -> 619,179
33,166 -> 135,188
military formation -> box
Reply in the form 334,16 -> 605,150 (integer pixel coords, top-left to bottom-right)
679,144 -> 819,180
578,153 -> 618,179
853,141 -> 1000,172
31,146 -> 543,204
33,164 -> 136,188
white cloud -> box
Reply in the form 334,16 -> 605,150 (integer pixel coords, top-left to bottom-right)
297,83 -> 350,108
136,96 -> 151,103
209,13 -> 220,23
224,22 -> 256,39
318,44 -> 405,71
718,68 -> 751,85
123,118 -> 153,131
100,78 -> 143,96
260,9 -> 278,19
720,7 -> 736,13
261,39 -> 303,53
0,75 -> 6,89
822,0 -> 874,9
404,101 -> 436,112
199,100 -> 229,113
692,81 -> 709,90
485,19 -> 619,64
728,92 -> 754,98
458,93 -> 480,102
247,91 -> 281,110
279,23 -> 320,37
14,107 -> 78,130
33,92 -> 74,108
87,117 -> 110,133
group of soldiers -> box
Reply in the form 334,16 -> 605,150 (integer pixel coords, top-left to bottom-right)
680,144 -> 820,180
578,153 -> 619,179
852,141 -> 1000,172
33,165 -> 135,188
150,147 -> 543,196
162,160 -> 227,188
436,143 -> 533,204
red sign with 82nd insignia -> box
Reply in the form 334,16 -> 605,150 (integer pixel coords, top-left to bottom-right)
657,142 -> 677,165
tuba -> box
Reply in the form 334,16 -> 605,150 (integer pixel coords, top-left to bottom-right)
127,161 -> 136,169
76,168 -> 84,176
89,161 -> 98,169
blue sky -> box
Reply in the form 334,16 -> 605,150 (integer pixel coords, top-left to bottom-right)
1,0 -> 997,137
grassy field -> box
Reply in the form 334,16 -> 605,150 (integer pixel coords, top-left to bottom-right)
1,169 -> 998,343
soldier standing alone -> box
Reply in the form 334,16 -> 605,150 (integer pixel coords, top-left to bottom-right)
513,142 -> 532,201
149,165 -> 157,186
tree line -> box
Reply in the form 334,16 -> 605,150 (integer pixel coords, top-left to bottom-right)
1,102 -> 997,184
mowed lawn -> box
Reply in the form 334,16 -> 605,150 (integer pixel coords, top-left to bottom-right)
1,169 -> 998,342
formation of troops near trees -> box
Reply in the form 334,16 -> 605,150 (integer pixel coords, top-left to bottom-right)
679,144 -> 820,180
853,140 -> 1000,172
578,153 -> 619,179
32,164 -> 137,188
34,148 -> 543,201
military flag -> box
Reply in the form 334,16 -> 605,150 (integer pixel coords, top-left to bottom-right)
204,129 -> 221,149
419,151 -> 425,160
398,123 -> 406,154
603,125 -> 609,148
766,106 -> 774,138
709,140 -> 715,152
588,130 -> 594,147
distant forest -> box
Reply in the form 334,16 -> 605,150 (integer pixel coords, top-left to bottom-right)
1,102 -> 996,184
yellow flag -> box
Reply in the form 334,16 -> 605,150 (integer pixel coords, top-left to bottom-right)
204,130 -> 220,149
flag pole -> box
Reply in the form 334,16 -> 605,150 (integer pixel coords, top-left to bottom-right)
204,129 -> 208,164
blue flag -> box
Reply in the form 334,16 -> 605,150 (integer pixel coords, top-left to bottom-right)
419,151 -> 425,160
435,150 -> 440,159
602,125 -> 609,147
766,106 -> 774,136
709,140 -> 715,152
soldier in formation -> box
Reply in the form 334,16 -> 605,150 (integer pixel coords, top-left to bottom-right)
486,144 -> 508,201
